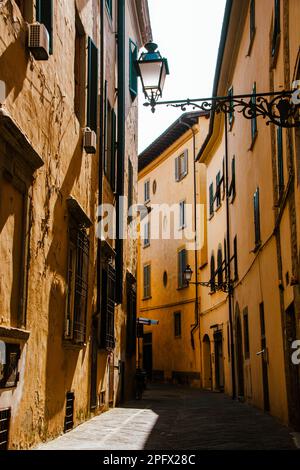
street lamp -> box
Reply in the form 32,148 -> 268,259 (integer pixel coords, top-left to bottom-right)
136,42 -> 169,113
137,43 -> 299,128
183,264 -> 232,294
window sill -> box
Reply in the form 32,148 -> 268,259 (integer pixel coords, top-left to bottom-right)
62,339 -> 86,350
143,243 -> 150,249
142,296 -> 152,301
0,326 -> 30,341
249,130 -> 258,151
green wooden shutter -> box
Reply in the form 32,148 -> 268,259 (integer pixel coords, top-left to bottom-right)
251,82 -> 257,141
183,150 -> 188,176
272,0 -> 280,56
216,172 -> 221,207
87,37 -> 98,132
250,0 -> 255,40
36,0 -> 53,54
229,156 -> 236,198
209,183 -> 214,216
129,39 -> 138,98
277,127 -> 284,192
253,187 -> 261,245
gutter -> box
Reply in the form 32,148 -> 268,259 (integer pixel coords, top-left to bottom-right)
196,0 -> 233,161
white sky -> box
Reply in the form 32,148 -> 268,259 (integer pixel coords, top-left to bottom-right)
138,0 -> 227,153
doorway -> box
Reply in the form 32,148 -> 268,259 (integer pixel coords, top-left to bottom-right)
236,314 -> 245,398
143,333 -> 152,380
203,335 -> 212,389
214,331 -> 224,391
259,303 -> 270,411
286,302 -> 300,429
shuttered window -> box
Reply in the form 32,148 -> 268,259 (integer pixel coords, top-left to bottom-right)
229,156 -> 236,200
174,312 -> 181,337
233,235 -> 238,280
216,172 -> 221,208
175,150 -> 188,181
243,308 -> 250,359
277,126 -> 284,194
144,180 -> 150,203
106,0 -> 113,18
179,200 -> 186,228
87,37 -> 98,132
209,183 -> 214,216
143,264 -> 151,298
253,187 -> 261,246
129,39 -> 138,98
36,0 -> 53,54
128,158 -> 133,211
217,246 -> 223,286
272,0 -> 280,57
100,264 -> 116,350
251,82 -> 257,142
178,249 -> 187,288
228,86 -> 234,127
105,102 -> 116,190
210,254 -> 216,292
144,221 -> 150,247
250,0 -> 255,42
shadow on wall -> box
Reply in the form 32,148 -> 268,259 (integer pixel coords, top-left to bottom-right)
0,25 -> 29,102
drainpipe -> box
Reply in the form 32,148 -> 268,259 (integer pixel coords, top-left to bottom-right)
115,0 -> 125,304
96,0 -> 105,328
224,112 -> 236,399
180,118 -> 200,349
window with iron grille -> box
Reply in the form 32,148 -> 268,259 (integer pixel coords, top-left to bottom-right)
64,392 -> 74,433
174,312 -> 181,338
126,275 -> 137,355
143,264 -> 151,299
65,227 -> 89,345
100,264 -> 116,350
178,249 -> 188,289
0,408 -> 10,450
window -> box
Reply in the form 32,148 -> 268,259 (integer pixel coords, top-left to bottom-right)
233,235 -> 238,280
251,82 -> 257,143
179,200 -> 186,228
209,183 -> 214,216
128,158 -> 133,211
143,221 -> 150,247
210,254 -> 216,292
229,156 -> 236,201
277,126 -> 284,195
163,271 -> 168,287
104,101 -> 116,190
152,179 -> 157,194
0,342 -> 21,389
178,249 -> 187,289
144,180 -> 150,203
227,324 -> 231,361
65,227 -> 90,344
272,0 -> 280,58
249,0 -> 255,44
217,246 -> 223,287
87,37 -> 98,132
0,408 -> 11,450
36,0 -> 53,54
243,308 -> 250,359
64,392 -> 74,432
143,264 -> 151,298
228,86 -> 234,128
175,150 -> 188,181
74,15 -> 85,124
215,172 -> 221,208
129,39 -> 138,98
106,0 -> 113,18
126,274 -> 137,355
253,187 -> 261,247
100,264 -> 116,350
174,312 -> 181,338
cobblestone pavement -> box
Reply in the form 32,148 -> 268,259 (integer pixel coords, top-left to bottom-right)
35,384 -> 296,450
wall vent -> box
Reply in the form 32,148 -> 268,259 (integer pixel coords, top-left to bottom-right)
83,128 -> 97,154
28,23 -> 49,60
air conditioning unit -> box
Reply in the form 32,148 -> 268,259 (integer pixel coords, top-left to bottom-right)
28,23 -> 49,60
83,128 -> 97,154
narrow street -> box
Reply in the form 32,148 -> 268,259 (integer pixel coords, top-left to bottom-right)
35,385 -> 296,450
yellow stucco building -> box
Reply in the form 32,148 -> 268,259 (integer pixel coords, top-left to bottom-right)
138,0 -> 300,430
0,0 -> 151,449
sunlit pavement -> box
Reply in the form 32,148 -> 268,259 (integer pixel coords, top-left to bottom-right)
35,384 -> 296,450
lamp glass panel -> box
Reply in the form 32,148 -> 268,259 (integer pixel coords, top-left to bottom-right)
139,61 -> 163,91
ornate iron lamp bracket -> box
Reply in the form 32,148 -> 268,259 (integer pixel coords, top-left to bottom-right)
144,90 -> 300,128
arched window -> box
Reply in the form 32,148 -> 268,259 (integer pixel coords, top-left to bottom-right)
210,254 -> 216,292
217,246 -> 223,287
